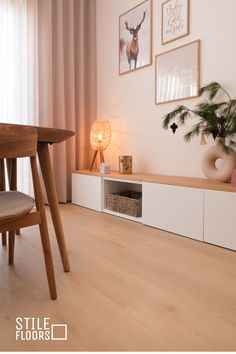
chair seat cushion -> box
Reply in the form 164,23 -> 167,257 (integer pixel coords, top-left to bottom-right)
0,191 -> 35,221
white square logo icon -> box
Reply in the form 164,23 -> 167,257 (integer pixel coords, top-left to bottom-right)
51,324 -> 67,340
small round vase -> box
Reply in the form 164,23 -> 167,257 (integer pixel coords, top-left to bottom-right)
202,137 -> 236,182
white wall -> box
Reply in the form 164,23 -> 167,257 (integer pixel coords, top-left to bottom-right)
96,0 -> 236,177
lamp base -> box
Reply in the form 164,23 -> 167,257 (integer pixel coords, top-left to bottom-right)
90,150 -> 105,171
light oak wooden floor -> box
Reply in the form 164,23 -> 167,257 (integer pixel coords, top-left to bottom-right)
0,203 -> 236,351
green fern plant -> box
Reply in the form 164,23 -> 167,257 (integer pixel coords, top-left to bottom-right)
162,82 -> 236,152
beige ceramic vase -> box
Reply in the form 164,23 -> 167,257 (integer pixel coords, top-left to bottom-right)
202,137 -> 236,182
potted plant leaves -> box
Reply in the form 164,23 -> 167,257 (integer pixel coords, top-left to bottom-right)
162,82 -> 236,182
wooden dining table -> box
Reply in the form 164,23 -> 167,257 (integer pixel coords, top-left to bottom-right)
0,123 -> 74,272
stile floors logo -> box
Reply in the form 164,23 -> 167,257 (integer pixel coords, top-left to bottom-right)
16,317 -> 67,341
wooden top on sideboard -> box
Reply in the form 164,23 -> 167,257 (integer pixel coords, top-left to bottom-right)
73,170 -> 236,193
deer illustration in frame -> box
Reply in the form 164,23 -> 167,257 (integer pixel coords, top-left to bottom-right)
119,0 -> 152,75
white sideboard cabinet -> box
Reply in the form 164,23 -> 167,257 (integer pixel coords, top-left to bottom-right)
72,173 -> 102,211
204,190 -> 236,251
72,170 -> 236,251
143,182 -> 203,241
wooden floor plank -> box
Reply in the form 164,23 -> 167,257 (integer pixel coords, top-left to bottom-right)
0,203 -> 236,351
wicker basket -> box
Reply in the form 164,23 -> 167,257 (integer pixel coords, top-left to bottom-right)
106,191 -> 142,217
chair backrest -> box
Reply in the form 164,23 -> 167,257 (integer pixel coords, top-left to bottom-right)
0,125 -> 37,158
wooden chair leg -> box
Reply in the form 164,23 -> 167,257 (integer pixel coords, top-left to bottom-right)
0,159 -> 7,245
38,217 -> 57,300
2,232 -> 7,246
30,156 -> 57,300
9,231 -> 15,265
6,159 -> 20,235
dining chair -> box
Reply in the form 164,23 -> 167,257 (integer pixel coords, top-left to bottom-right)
0,125 -> 57,300
0,158 -> 7,245
1,157 -> 22,246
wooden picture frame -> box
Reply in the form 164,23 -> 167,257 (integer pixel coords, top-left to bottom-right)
162,0 -> 190,45
119,0 -> 152,75
155,39 -> 200,105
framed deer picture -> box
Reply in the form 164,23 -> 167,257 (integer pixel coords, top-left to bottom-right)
119,0 -> 152,75
162,0 -> 190,45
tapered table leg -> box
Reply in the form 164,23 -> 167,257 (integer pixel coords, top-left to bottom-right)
37,143 -> 70,272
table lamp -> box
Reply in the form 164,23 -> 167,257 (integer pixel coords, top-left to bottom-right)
90,120 -> 111,170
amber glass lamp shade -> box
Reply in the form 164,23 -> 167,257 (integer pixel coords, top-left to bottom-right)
90,120 -> 111,151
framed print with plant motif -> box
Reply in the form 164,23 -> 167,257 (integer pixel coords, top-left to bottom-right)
155,40 -> 200,105
119,0 -> 152,75
162,0 -> 189,45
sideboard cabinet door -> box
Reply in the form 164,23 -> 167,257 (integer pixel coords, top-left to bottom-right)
143,182 -> 203,241
72,173 -> 102,212
204,190 -> 236,250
